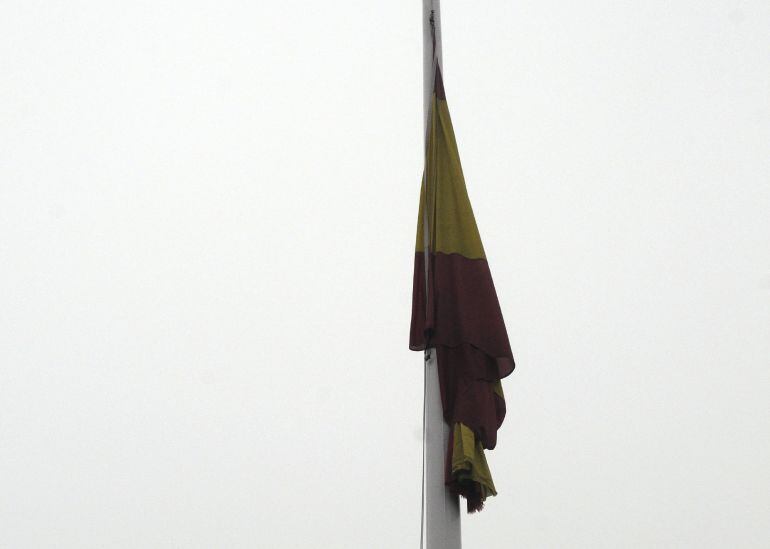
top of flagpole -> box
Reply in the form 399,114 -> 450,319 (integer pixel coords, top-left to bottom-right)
423,0 -> 442,130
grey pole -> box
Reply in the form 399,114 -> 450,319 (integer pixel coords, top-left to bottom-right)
422,2 -> 462,548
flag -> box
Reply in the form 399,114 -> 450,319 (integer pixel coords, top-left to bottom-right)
410,60 -> 515,513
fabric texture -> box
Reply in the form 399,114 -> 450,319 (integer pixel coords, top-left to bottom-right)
411,64 -> 515,513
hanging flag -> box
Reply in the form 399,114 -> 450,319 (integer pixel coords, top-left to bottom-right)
410,53 -> 515,513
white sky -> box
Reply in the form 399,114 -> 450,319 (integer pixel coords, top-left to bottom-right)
1,1 -> 769,547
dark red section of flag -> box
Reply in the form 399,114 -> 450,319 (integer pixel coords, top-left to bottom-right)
410,251 -> 515,450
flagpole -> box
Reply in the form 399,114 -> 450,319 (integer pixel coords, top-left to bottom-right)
422,2 -> 462,548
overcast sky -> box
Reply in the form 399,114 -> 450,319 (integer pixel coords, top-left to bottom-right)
1,1 -> 769,547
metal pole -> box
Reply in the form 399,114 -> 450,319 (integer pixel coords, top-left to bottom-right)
422,2 -> 461,548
